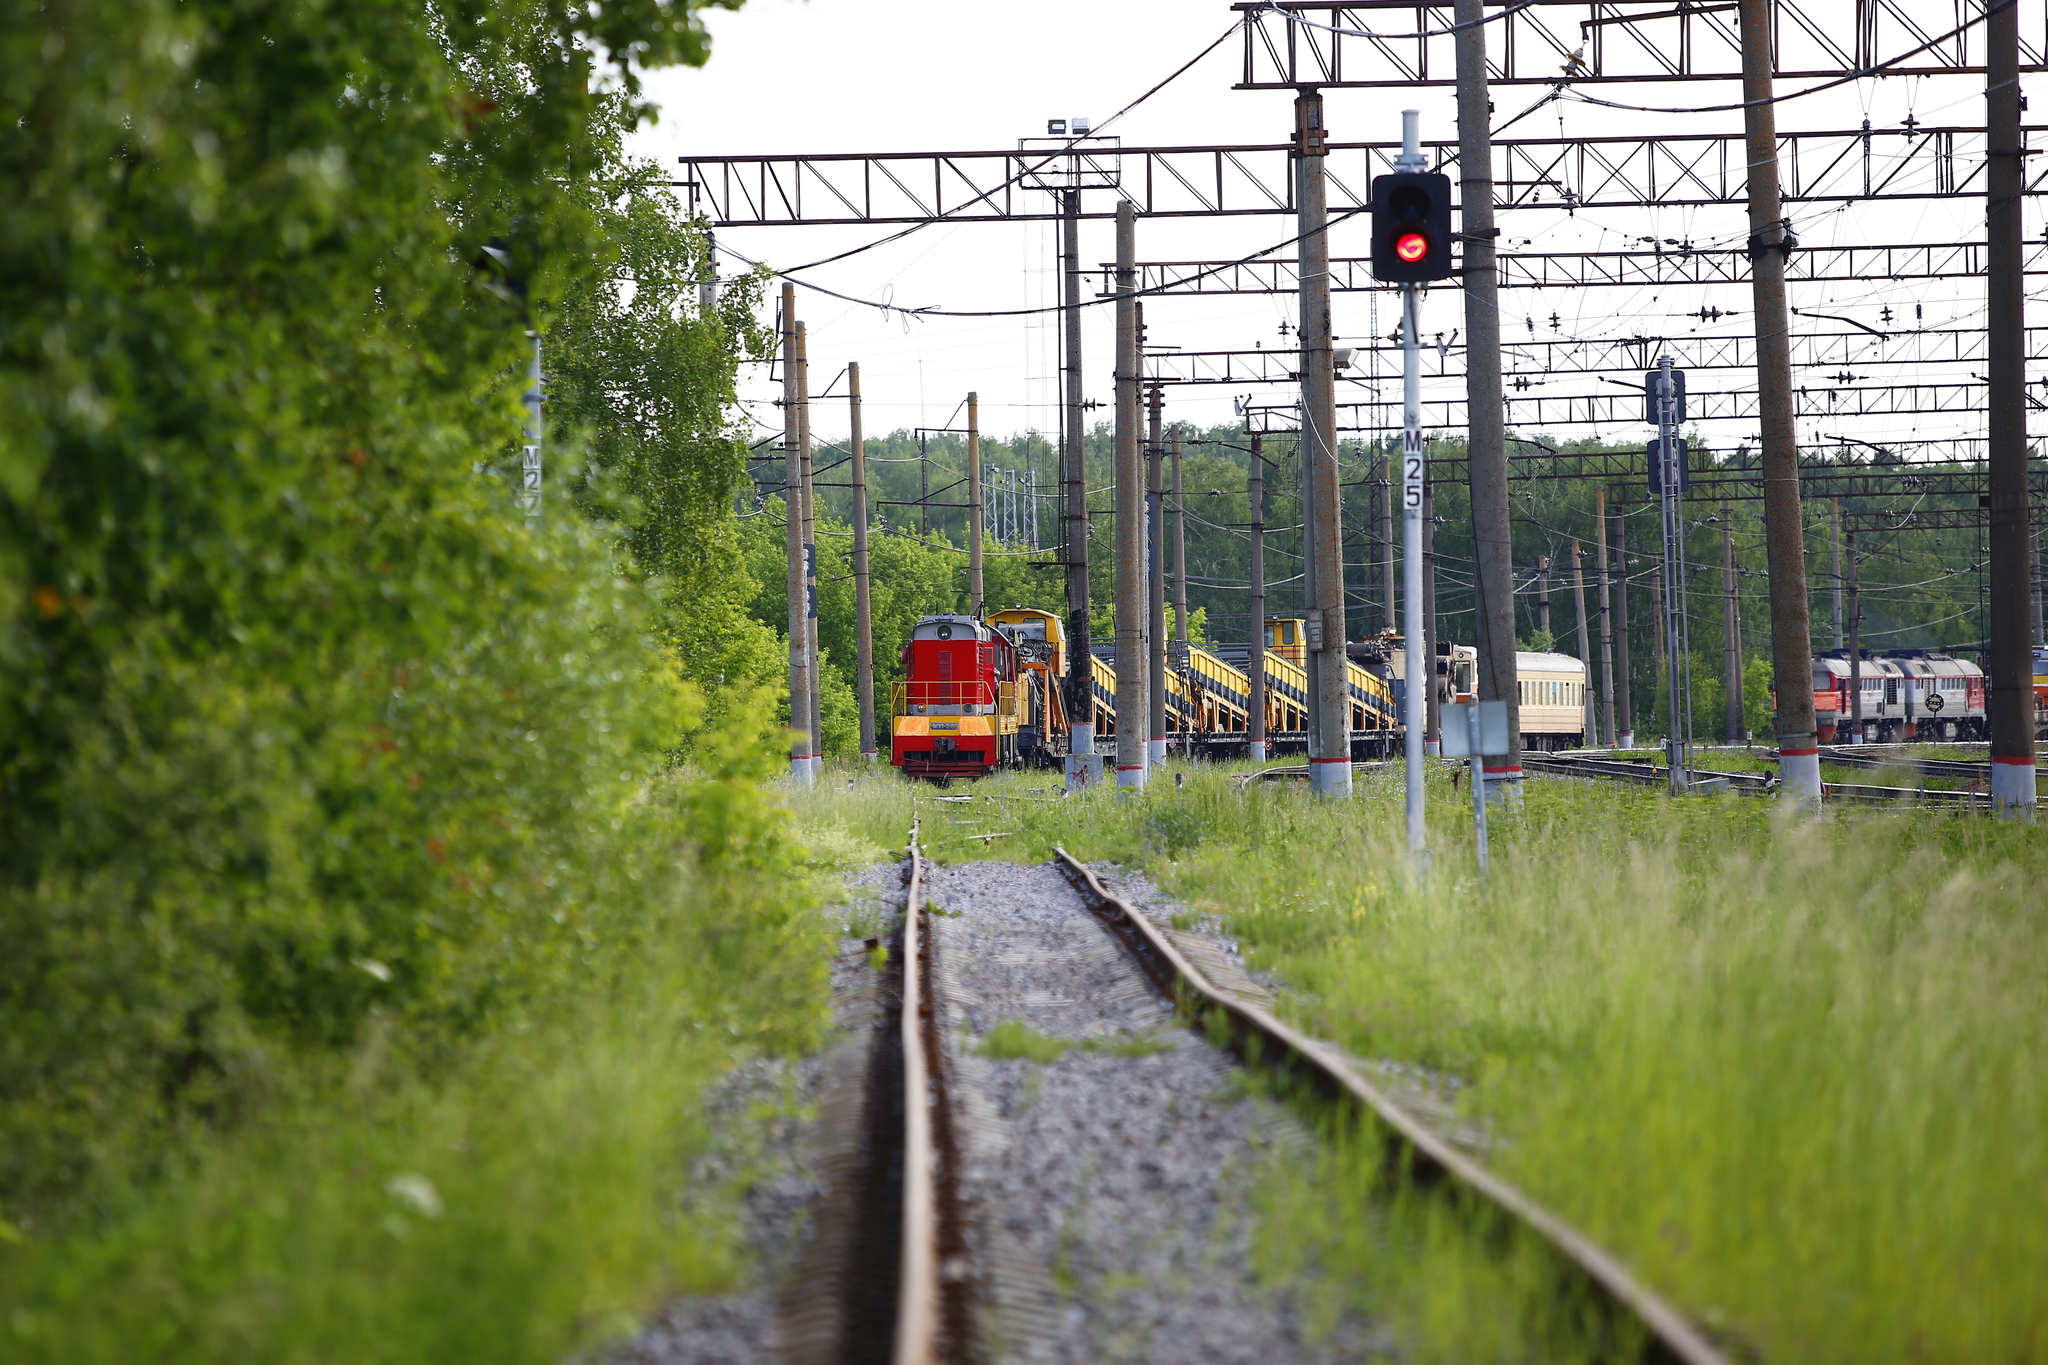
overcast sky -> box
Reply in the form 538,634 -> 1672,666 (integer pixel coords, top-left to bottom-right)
627,1 -> 2027,458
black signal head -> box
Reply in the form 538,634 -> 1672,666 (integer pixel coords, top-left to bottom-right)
1370,171 -> 1453,283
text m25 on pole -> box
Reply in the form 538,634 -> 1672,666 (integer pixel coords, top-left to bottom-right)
1370,172 -> 1454,283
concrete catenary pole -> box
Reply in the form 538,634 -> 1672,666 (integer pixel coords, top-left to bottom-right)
1114,201 -> 1148,789
1248,434 -> 1269,762
1572,540 -> 1595,744
1455,0 -> 1521,801
1986,0 -> 2039,815
1536,556 -> 1552,638
1723,496 -> 1744,742
967,391 -> 983,618
1298,88 -> 1351,797
1596,488 -> 1617,747
1610,499 -> 1635,746
699,229 -> 718,314
850,363 -> 876,765
1843,501 -> 1859,650
1060,187 -> 1096,781
1424,482 -> 1441,754
1738,0 -> 1823,810
1847,530 -> 1863,742
1146,381 -> 1168,769
780,285 -> 813,784
1656,356 -> 1688,793
797,322 -> 822,776
1172,428 -> 1189,663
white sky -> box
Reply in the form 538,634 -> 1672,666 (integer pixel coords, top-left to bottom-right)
629,1 -> 2031,454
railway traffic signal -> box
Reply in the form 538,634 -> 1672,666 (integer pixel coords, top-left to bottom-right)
1370,171 -> 1453,283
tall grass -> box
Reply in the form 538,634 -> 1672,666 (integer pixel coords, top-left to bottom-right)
0,773 -> 871,1365
796,760 -> 2048,1362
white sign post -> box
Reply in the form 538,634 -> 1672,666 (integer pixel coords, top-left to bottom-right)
1442,700 -> 1510,879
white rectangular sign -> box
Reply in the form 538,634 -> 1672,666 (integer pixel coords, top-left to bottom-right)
1439,700 -> 1511,757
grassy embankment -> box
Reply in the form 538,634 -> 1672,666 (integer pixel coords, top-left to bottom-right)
1,774 -> 880,1365
796,761 -> 2048,1364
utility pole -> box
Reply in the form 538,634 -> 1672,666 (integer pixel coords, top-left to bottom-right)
1424,482 -> 1441,754
1146,381 -> 1168,770
1847,530 -> 1863,743
1114,200 -> 1148,789
1248,434 -> 1269,762
699,228 -> 718,314
1455,0 -> 1521,803
967,391 -> 984,617
1172,428 -> 1189,664
1610,498 -> 1634,746
1655,355 -> 1688,793
1596,488 -> 1617,747
850,362 -> 876,766
1060,186 -> 1096,787
1572,540 -> 1595,745
796,322 -> 822,776
780,284 -> 813,785
1843,501 -> 1859,650
1986,0 -> 2039,815
1298,88 -> 1351,798
1396,110 -> 1427,854
1723,496 -> 1743,743
1739,0 -> 1823,811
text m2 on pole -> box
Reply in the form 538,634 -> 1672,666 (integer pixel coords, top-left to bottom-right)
1370,172 -> 1453,283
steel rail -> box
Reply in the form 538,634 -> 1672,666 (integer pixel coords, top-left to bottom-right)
892,819 -> 939,1365
1049,848 -> 1735,1365
1526,750 -> 2000,805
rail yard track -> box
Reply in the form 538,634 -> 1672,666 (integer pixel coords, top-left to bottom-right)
842,821 -> 1735,1365
1524,750 -> 2001,808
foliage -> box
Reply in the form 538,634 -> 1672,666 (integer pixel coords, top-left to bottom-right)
547,186 -> 783,722
0,0 -> 792,1234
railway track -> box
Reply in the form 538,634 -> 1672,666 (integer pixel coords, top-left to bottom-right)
1526,750 -> 1995,808
864,821 -> 1734,1365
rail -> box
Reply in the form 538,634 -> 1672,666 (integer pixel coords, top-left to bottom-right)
1049,848 -> 1734,1365
892,820 -> 939,1365
1524,751 -> 1997,808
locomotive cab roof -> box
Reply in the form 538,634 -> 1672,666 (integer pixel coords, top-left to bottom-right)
910,615 -> 993,642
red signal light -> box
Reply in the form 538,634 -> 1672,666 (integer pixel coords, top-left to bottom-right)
1395,231 -> 1429,264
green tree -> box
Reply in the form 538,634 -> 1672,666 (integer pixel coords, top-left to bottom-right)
0,0 -> 771,1213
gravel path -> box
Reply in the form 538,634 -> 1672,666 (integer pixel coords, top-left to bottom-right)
927,859 -> 1379,1364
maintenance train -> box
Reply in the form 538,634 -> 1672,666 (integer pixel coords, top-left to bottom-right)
888,608 -> 1591,779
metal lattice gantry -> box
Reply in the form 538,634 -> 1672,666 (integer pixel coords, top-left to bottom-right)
1102,241 -> 2048,296
1231,0 -> 2048,89
1142,327 -> 2048,385
674,125 -> 2047,227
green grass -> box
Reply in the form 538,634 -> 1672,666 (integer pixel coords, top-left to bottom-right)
975,1018 -> 1169,1062
792,757 -> 2048,1363
0,776 -> 874,1365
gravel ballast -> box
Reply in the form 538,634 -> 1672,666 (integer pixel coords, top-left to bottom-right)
926,858 -> 1377,1364
623,854 -> 1379,1364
